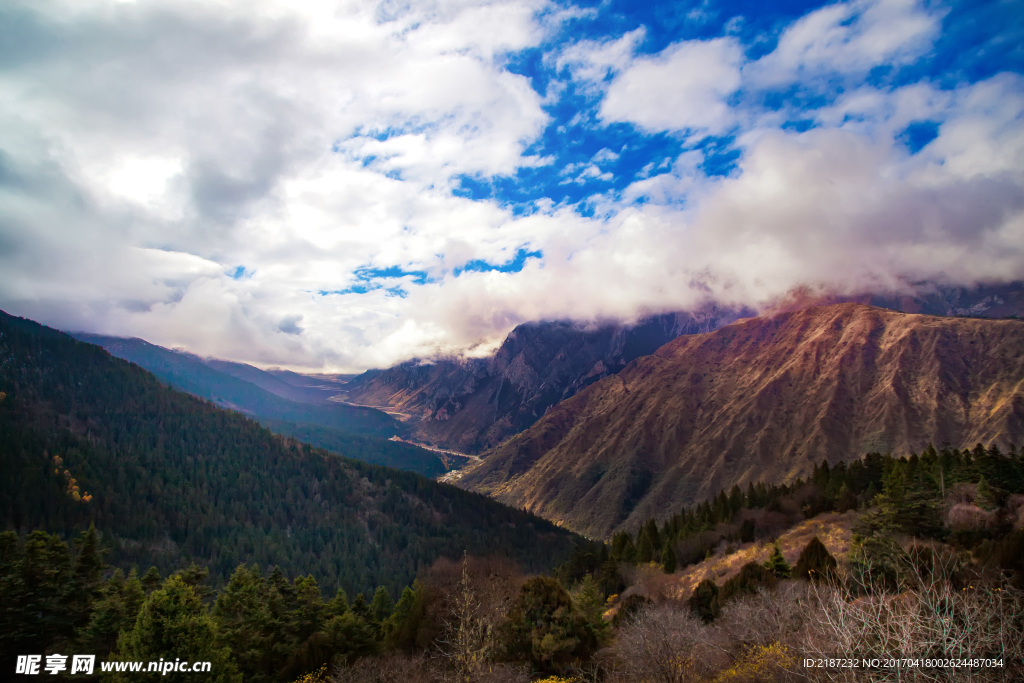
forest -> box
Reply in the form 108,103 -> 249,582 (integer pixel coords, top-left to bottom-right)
3,444 -> 1023,681
0,311 -> 579,596
73,332 -> 461,478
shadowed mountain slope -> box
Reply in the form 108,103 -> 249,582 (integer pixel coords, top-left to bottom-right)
69,334 -> 460,476
341,307 -> 746,453
460,304 -> 1024,538
0,310 -> 579,596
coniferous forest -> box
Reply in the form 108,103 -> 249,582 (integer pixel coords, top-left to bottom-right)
0,311 -> 577,596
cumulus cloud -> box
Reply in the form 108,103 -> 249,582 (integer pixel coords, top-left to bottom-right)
600,38 -> 744,134
744,0 -> 943,87
0,0 -> 1022,371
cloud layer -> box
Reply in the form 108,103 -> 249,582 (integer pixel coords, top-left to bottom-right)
1,0 -> 1022,370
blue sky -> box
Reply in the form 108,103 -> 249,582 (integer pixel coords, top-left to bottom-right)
0,0 -> 1022,370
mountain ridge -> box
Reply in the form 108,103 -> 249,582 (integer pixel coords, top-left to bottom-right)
69,333 -> 458,477
459,303 -> 1024,538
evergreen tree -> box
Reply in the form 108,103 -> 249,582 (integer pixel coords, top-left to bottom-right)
70,524 -> 105,630
78,568 -> 145,658
661,542 -> 677,574
369,585 -> 393,631
763,542 -> 791,579
597,557 -> 623,596
720,562 -> 776,602
385,583 -> 424,650
503,576 -> 598,674
141,567 -> 162,594
350,593 -> 370,621
291,575 -> 326,643
976,475 -> 996,511
212,565 -> 283,683
571,574 -> 609,644
114,575 -> 239,682
793,536 -> 837,582
326,588 -> 349,618
637,530 -> 655,564
688,579 -> 720,622
323,611 -> 379,665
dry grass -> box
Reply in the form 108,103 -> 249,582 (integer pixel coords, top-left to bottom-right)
660,512 -> 858,601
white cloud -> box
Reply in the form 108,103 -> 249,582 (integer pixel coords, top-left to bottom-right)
599,38 -> 743,134
745,0 -> 943,88
555,27 -> 646,86
1,0 -> 1021,374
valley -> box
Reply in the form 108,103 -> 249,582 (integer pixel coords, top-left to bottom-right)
459,303 -> 1024,537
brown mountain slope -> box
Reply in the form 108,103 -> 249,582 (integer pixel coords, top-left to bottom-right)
338,308 -> 745,453
459,304 -> 1024,538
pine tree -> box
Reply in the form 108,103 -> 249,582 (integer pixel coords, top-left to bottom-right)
688,579 -> 720,622
385,583 -> 424,650
70,524 -> 105,629
571,574 -> 608,644
793,536 -> 837,582
763,542 -> 791,579
326,588 -> 349,618
78,568 -> 145,658
597,557 -> 623,596
976,475 -> 996,511
369,586 -> 393,627
637,530 -> 655,564
720,562 -> 776,602
114,575 -> 240,682
141,567 -> 162,594
661,542 -> 677,574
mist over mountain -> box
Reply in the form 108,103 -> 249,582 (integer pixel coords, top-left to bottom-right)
459,303 -> 1024,538
340,306 -> 748,453
336,282 -> 1024,455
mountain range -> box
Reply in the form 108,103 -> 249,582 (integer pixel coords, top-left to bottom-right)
459,303 -> 1024,537
340,306 -> 748,453
336,283 -> 1024,456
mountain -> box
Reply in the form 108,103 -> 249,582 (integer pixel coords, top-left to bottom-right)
71,334 -> 457,477
340,306 -> 748,454
0,310 -> 579,596
866,281 -> 1024,319
459,304 -> 1024,538
336,282 -> 1024,457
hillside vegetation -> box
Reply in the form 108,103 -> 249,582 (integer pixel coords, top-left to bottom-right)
0,310 -> 579,598
73,333 -> 459,477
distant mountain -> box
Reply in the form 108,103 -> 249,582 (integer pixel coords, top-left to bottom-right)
337,283 -> 1024,456
0,310 -> 579,595
867,281 -> 1024,318
459,304 -> 1024,538
341,306 -> 748,454
71,334 -> 457,477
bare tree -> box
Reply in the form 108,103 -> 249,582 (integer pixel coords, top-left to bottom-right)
611,605 -> 728,683
434,553 -> 524,683
802,551 -> 1024,682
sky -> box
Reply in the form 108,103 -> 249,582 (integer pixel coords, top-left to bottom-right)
1,0 -> 1022,371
